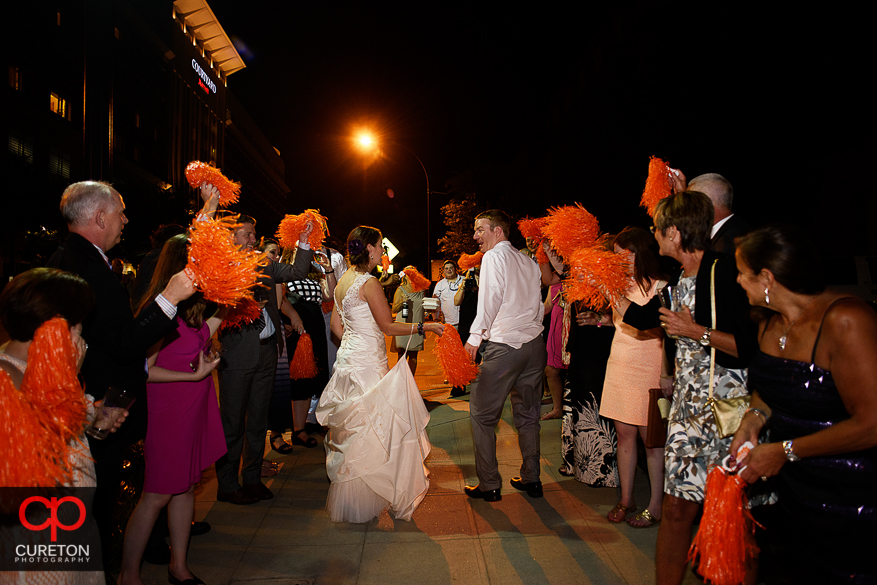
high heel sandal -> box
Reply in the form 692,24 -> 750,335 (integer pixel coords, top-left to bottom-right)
290,429 -> 317,448
270,434 -> 293,455
607,502 -> 637,523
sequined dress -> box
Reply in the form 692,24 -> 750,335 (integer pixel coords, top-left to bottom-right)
749,347 -> 876,582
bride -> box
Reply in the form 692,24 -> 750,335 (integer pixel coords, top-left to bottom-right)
316,226 -> 445,523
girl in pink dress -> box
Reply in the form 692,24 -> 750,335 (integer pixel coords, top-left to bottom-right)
541,282 -> 567,420
119,235 -> 227,585
590,227 -> 668,527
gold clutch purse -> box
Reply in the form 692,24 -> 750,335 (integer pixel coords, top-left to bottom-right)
707,395 -> 751,439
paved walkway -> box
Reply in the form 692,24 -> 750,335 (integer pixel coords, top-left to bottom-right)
138,335 -> 684,585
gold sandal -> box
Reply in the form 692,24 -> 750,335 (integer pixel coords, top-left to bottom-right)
607,502 -> 636,523
626,508 -> 660,528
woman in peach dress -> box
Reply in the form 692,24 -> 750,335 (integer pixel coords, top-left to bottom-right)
587,227 -> 668,527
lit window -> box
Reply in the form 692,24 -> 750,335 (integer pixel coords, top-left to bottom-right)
50,92 -> 71,120
49,148 -> 71,179
8,66 -> 21,90
135,112 -> 140,128
114,27 -> 120,40
57,12 -> 61,26
8,134 -> 34,164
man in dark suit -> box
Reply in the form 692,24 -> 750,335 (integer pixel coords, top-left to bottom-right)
687,173 -> 751,255
47,180 -> 199,572
214,216 -> 315,504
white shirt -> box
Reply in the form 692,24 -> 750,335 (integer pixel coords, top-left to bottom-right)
466,240 -> 543,349
328,247 -> 347,282
433,275 -> 463,325
258,307 -> 275,340
711,214 -> 734,238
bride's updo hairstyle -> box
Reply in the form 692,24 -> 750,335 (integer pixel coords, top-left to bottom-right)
347,225 -> 382,272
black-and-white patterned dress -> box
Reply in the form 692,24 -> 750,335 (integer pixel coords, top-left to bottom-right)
560,305 -> 618,487
664,274 -> 749,502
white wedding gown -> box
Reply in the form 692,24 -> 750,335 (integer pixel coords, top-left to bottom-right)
316,273 -> 431,523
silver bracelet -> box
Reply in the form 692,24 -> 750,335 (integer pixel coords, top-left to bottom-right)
746,407 -> 770,425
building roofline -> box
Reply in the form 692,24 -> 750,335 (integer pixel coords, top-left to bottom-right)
172,0 -> 245,77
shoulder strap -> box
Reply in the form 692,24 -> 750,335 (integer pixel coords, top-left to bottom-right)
810,297 -> 848,363
708,259 -> 718,401
759,312 -> 778,343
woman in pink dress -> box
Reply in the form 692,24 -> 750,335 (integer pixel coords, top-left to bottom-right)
119,235 -> 227,585
589,227 -> 668,527
541,282 -> 567,420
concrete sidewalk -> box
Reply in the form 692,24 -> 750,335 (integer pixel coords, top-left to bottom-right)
139,336 -> 672,585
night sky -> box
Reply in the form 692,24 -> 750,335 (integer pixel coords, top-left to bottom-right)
207,2 -> 876,264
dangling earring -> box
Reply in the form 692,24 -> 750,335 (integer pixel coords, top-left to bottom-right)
764,288 -> 770,305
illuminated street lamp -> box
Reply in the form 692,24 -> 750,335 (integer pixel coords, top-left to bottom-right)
353,132 -> 434,278
356,132 -> 374,149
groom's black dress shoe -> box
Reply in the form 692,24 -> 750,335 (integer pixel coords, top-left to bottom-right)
464,485 -> 502,502
510,477 -> 543,498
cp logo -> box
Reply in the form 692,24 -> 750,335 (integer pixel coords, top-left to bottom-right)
19,496 -> 86,542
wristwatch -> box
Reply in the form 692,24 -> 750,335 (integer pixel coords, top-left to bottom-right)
782,439 -> 800,462
698,326 -> 713,346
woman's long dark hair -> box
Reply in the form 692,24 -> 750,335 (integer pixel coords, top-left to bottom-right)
136,234 -> 207,328
736,224 -> 826,295
614,226 -> 667,295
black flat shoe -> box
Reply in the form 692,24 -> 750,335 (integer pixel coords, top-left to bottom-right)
168,570 -> 205,584
291,430 -> 318,448
270,434 -> 294,454
464,485 -> 502,502
510,477 -> 543,498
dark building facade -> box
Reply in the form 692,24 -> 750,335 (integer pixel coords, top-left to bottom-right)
2,0 -> 289,278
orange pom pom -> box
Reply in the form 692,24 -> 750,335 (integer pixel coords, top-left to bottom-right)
218,297 -> 263,332
1,317 -> 86,487
563,246 -> 630,310
275,210 -> 329,251
381,254 -> 390,273
23,318 -> 88,440
321,300 -> 335,315
457,251 -> 483,272
543,203 -> 600,261
641,156 -> 673,218
187,215 -> 268,306
432,325 -> 479,387
402,266 -> 431,292
518,217 -> 551,263
185,161 -> 241,207
289,333 -> 319,379
0,371 -> 74,487
689,467 -> 759,585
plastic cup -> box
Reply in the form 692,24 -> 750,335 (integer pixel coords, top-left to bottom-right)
86,387 -> 135,440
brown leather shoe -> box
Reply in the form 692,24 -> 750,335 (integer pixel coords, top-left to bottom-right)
464,484 -> 502,502
510,477 -> 543,498
244,481 -> 274,500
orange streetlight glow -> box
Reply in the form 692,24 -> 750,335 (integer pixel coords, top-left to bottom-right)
356,132 -> 375,150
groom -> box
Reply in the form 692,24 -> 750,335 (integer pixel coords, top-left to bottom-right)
463,209 -> 546,501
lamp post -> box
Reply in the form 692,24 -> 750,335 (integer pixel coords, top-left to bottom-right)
354,132 -> 434,279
